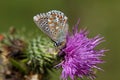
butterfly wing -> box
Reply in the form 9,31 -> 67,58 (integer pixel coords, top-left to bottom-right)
33,13 -> 52,38
33,10 -> 68,44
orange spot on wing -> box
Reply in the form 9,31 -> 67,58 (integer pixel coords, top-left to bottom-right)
52,14 -> 56,16
49,18 -> 53,20
59,16 -> 62,19
48,21 -> 53,24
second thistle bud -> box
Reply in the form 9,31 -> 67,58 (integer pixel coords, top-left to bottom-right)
27,37 -> 57,74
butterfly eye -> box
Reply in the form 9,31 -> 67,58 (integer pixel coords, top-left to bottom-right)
55,41 -> 62,47
54,41 -> 60,47
54,42 -> 57,47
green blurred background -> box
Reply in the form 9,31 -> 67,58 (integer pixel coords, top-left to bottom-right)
0,0 -> 120,80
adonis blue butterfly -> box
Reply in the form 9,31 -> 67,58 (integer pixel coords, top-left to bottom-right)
33,10 -> 68,47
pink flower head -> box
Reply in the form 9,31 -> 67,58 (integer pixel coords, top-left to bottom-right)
58,20 -> 107,80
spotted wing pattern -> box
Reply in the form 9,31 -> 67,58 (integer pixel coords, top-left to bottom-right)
33,10 -> 68,44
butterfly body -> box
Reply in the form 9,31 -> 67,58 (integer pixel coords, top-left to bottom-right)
33,10 -> 68,47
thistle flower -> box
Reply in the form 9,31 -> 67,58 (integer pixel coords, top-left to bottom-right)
58,21 -> 107,80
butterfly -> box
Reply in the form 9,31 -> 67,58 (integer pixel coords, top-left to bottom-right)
33,10 -> 69,47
